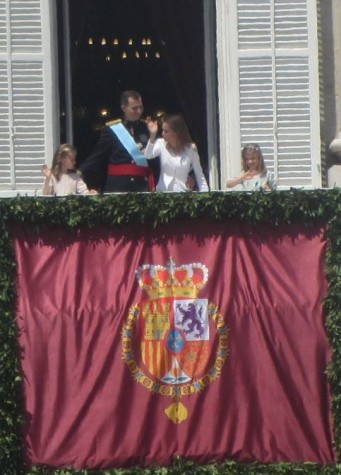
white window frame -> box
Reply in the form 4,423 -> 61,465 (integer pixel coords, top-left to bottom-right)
216,0 -> 321,189
0,0 -> 59,196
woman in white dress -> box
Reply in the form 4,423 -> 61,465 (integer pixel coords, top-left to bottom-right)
145,114 -> 209,192
226,143 -> 276,191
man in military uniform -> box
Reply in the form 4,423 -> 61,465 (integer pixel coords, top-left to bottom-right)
80,90 -> 155,192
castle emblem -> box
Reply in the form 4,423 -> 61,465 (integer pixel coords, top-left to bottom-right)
122,258 -> 228,423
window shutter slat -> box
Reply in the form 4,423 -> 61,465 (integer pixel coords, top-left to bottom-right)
276,57 -> 311,185
275,0 -> 308,48
0,62 -> 11,185
238,1 -> 272,49
10,1 -> 42,53
12,62 -> 45,186
239,58 -> 275,171
0,0 -> 7,53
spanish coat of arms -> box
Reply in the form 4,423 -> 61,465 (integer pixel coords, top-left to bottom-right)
122,258 -> 228,423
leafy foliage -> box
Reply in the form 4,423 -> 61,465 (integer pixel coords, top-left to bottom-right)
0,190 -> 341,474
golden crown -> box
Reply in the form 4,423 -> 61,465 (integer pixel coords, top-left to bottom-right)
136,258 -> 208,299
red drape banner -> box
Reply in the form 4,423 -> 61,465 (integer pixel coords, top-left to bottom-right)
13,220 -> 335,469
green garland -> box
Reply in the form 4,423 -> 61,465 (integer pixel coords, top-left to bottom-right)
1,190 -> 341,475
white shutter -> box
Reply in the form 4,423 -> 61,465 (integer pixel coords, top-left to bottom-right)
217,0 -> 320,188
0,61 -> 11,186
276,57 -> 312,185
0,0 -> 57,193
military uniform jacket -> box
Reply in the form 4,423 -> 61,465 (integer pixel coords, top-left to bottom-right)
80,120 -> 151,192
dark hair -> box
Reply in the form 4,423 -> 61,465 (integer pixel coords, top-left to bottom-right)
51,143 -> 77,180
120,90 -> 142,106
241,143 -> 267,176
162,114 -> 193,151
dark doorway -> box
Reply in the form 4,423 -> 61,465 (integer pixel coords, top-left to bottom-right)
59,0 -> 208,172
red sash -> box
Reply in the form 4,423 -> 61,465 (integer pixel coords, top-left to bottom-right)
107,164 -> 155,191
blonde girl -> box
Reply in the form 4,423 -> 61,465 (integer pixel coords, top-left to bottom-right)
226,143 -> 277,191
42,144 -> 96,196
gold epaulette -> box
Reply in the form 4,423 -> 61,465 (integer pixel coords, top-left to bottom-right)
105,118 -> 122,126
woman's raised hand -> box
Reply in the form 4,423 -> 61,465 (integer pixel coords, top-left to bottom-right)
146,117 -> 159,137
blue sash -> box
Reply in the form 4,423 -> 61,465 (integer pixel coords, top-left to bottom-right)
110,123 -> 148,167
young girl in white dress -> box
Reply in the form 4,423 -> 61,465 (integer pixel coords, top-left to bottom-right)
42,144 -> 97,196
226,143 -> 276,191
145,114 -> 209,192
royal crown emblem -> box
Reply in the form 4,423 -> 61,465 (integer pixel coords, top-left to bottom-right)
122,258 -> 228,423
